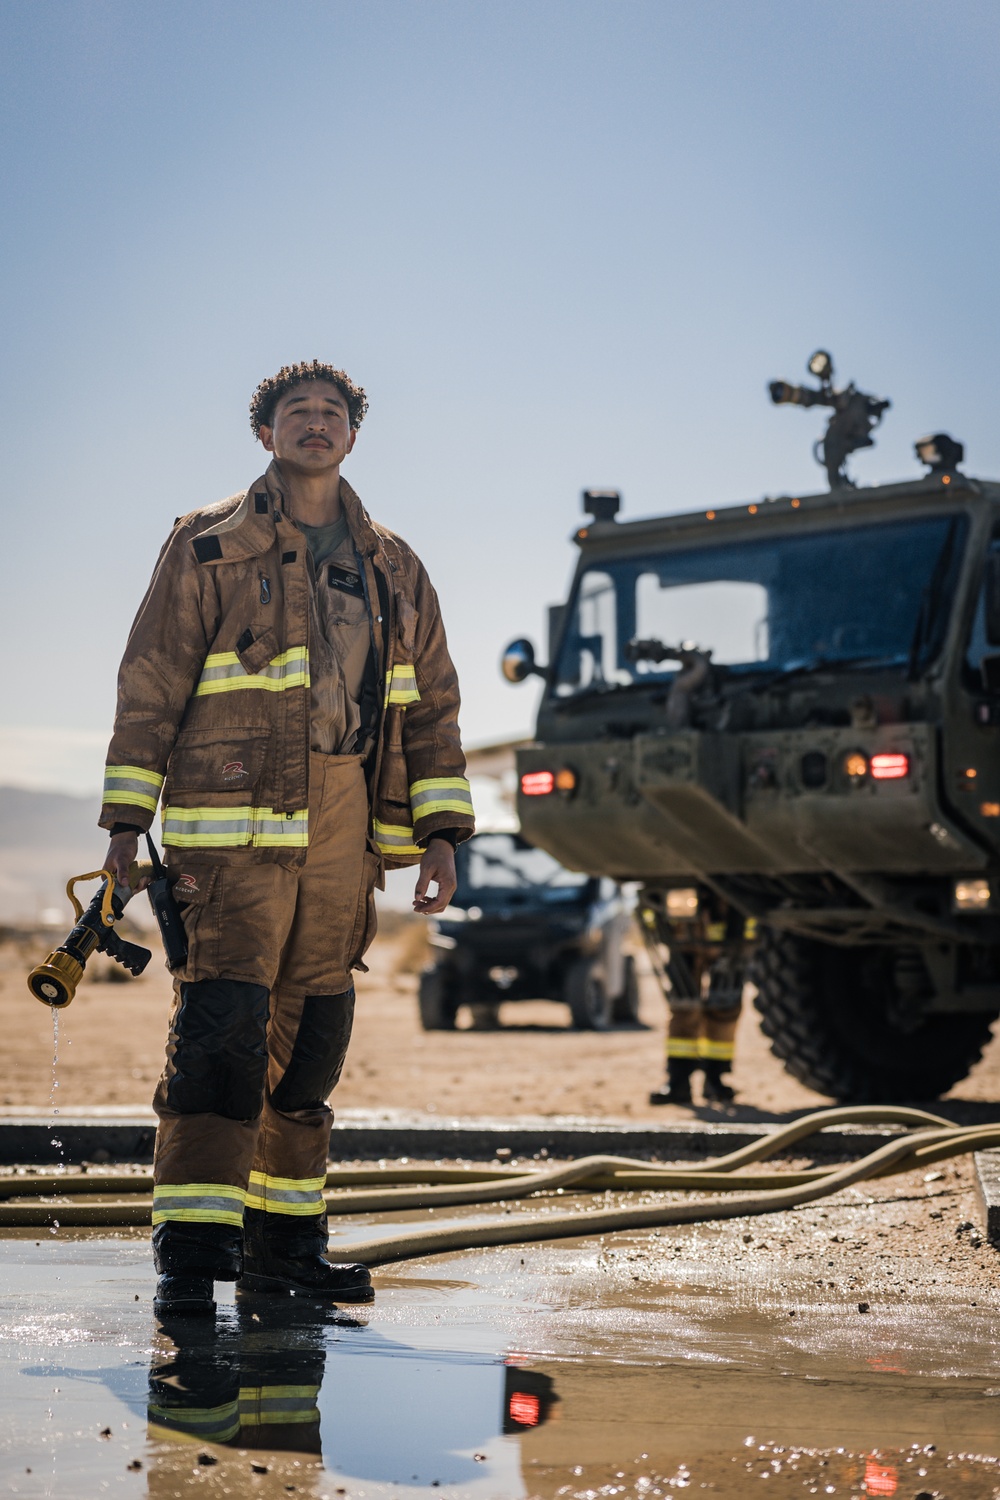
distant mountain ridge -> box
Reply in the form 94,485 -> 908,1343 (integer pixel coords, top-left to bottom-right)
0,785 -> 102,847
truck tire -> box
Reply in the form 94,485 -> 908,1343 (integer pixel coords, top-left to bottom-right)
565,959 -> 612,1031
751,928 -> 998,1102
418,966 -> 460,1031
611,954 -> 641,1024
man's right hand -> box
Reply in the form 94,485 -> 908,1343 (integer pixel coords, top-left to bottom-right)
103,831 -> 140,887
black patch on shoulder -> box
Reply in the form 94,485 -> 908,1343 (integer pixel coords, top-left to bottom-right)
236,628 -> 254,653
327,564 -> 364,597
282,550 -> 297,564
193,535 -> 223,563
254,493 -> 268,514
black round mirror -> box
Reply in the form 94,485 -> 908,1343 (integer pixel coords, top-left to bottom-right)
501,638 -> 537,684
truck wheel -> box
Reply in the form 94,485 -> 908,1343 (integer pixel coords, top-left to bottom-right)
751,929 -> 999,1102
611,954 -> 641,1024
565,959 -> 612,1031
418,966 -> 459,1031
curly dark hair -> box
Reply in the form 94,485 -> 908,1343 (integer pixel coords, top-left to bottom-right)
249,360 -> 368,437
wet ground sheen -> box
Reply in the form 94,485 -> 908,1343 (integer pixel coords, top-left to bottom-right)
1,1176 -> 998,1500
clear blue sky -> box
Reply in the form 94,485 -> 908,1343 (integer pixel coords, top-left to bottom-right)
3,0 -> 1000,791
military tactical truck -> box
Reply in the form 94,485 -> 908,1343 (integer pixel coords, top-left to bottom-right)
501,355 -> 1000,1101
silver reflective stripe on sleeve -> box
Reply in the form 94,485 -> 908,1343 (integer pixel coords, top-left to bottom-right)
409,777 -> 474,821
103,764 -> 165,813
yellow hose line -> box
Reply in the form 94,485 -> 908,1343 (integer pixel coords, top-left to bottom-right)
328,1124 -> 1000,1267
0,1103 -> 949,1206
0,1108 -> 995,1242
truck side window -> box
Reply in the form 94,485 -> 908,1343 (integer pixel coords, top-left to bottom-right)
964,534 -> 1000,681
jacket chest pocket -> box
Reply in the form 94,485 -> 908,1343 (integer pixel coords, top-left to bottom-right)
166,728 -> 270,796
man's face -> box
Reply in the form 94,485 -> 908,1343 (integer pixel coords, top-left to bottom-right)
259,380 -> 357,473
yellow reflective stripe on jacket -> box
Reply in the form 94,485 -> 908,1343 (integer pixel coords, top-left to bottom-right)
162,807 -> 309,849
239,1385 -> 321,1425
386,662 -> 420,705
152,1182 -> 247,1227
102,764 -> 164,812
698,1038 -> 735,1061
666,1037 -> 700,1059
373,819 -> 424,859
246,1170 -> 325,1216
147,1400 -> 241,1443
409,776 -> 474,822
194,646 -> 309,696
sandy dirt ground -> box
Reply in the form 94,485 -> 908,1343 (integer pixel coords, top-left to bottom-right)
3,916 -> 999,1120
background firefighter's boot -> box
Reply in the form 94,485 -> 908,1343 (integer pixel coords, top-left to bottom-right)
152,1222 -> 244,1317
701,1058 -> 736,1104
238,1208 -> 374,1303
648,1058 -> 697,1105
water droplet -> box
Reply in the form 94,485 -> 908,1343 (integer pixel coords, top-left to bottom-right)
49,1221 -> 59,1234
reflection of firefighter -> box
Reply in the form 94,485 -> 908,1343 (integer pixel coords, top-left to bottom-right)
639,892 -> 752,1105
147,1310 -> 331,1493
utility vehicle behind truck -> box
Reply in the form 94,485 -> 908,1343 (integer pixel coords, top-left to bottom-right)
419,829 -> 637,1030
501,355 -> 1000,1101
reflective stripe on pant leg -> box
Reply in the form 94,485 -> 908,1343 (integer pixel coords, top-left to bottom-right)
697,1038 -> 735,1062
666,1037 -> 701,1059
239,1385 -> 321,1425
245,1171 -> 326,1216
152,1181 -> 247,1226
148,1400 -> 241,1444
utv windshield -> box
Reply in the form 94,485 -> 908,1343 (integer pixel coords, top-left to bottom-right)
453,833 -> 592,908
553,513 -> 965,696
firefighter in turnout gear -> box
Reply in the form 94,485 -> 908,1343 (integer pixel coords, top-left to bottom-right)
100,363 -> 474,1317
640,898 -> 747,1106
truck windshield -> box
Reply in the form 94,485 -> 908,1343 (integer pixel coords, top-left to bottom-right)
554,512 -> 965,696
454,833 -> 592,907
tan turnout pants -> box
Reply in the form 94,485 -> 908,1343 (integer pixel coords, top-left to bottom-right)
152,753 -> 380,1236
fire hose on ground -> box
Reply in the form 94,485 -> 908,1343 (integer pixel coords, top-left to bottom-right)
0,1107 -> 997,1263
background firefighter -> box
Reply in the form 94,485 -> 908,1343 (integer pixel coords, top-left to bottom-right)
100,361 -> 474,1317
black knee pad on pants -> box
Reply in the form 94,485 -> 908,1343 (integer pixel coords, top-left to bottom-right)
270,989 -> 355,1113
166,978 -> 270,1120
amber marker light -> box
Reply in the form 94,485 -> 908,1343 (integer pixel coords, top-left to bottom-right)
706,510 -> 716,520
521,770 -> 554,796
844,751 -> 868,781
870,752 -> 910,780
554,767 -> 578,796
791,498 -> 801,509
942,474 -> 951,485
748,504 -> 758,514
981,802 -> 1000,817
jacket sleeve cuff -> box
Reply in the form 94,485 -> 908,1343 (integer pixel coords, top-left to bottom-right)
99,802 -> 156,834
417,826 -> 460,849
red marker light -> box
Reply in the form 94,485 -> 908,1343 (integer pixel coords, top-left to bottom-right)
508,1391 -> 541,1427
863,1457 -> 898,1496
870,753 -> 909,781
521,770 -> 555,796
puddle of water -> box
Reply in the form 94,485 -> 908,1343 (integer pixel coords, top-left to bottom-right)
0,1236 -> 997,1498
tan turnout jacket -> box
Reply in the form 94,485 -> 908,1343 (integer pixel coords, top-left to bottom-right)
100,468 -> 474,868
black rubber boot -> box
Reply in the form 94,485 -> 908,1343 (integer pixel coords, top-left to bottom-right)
153,1274 -> 216,1318
237,1209 -> 374,1304
701,1060 -> 736,1104
648,1058 -> 696,1105
151,1220 -> 244,1319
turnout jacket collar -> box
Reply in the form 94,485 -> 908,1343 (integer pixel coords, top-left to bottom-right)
99,466 -> 474,869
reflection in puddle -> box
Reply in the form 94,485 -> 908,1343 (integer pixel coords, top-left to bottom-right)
0,1238 -> 997,1497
